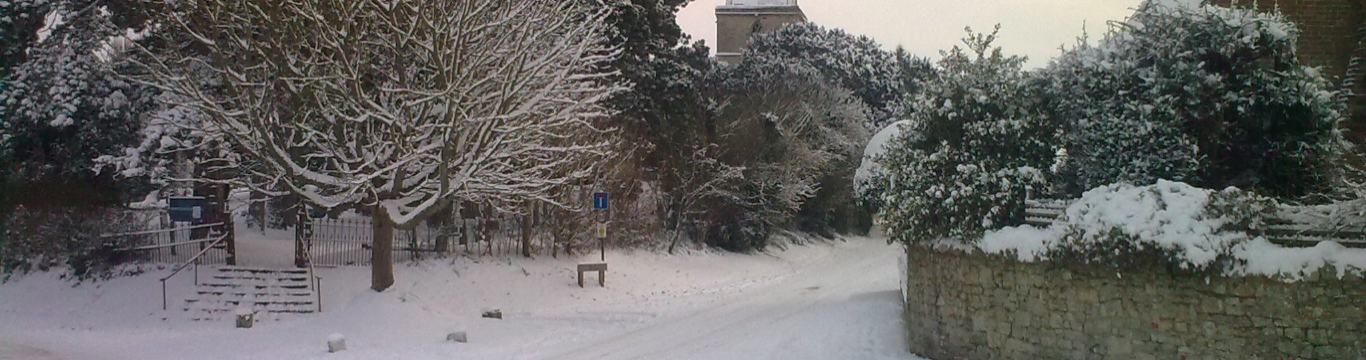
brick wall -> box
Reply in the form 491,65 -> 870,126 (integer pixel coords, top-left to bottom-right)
1206,0 -> 1363,82
904,246 -> 1366,360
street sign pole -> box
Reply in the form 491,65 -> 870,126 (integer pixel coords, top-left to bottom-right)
593,191 -> 609,261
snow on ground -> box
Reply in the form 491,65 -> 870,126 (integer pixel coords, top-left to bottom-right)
0,236 -> 917,360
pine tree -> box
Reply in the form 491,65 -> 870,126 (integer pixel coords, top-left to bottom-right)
0,0 -> 153,209
744,22 -> 934,129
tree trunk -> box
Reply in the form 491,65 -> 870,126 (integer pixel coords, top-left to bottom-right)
372,208 -> 395,292
521,204 -> 533,258
435,205 -> 451,253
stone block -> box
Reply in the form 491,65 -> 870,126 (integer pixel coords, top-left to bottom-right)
235,308 -> 253,329
447,331 -> 468,343
328,333 -> 346,353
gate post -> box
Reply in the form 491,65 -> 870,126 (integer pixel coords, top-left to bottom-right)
296,209 -> 307,268
225,217 -> 237,266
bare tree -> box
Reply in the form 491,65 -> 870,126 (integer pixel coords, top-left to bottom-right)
133,0 -> 623,290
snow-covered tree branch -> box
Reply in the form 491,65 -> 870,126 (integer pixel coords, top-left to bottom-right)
132,0 -> 624,290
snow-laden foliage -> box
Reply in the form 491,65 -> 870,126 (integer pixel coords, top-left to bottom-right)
744,22 -> 934,129
691,53 -> 871,250
0,0 -> 50,76
1,205 -> 149,281
134,0 -> 624,224
0,1 -> 152,208
981,180 -> 1366,280
1040,2 -> 1349,199
133,0 -> 625,290
878,27 -> 1055,245
1042,180 -> 1268,273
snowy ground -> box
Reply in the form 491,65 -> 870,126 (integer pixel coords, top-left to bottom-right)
0,235 -> 918,360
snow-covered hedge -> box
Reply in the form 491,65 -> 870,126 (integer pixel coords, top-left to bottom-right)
978,181 -> 1366,281
1,206 -> 148,281
1040,1 -> 1349,199
877,27 -> 1055,245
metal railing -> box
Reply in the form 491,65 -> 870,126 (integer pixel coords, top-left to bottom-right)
300,243 -> 323,313
104,222 -> 232,264
158,230 -> 231,310
302,217 -> 461,266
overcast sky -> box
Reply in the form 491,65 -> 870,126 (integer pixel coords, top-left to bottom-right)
676,0 -> 1146,69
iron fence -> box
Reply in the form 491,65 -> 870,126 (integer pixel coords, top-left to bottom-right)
105,221 -> 234,265
299,212 -> 596,266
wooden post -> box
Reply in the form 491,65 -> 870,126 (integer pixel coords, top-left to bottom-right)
225,218 -> 237,266
296,209 -> 306,268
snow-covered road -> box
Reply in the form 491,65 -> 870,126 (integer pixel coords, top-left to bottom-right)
531,237 -> 913,360
0,236 -> 920,360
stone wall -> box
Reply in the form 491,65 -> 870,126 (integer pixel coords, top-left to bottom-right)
904,246 -> 1366,360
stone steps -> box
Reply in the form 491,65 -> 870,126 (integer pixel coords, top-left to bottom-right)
184,266 -> 317,321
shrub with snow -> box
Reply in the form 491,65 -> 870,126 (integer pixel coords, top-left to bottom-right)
1040,180 -> 1270,274
981,180 -> 1366,280
1,206 -> 149,281
0,4 -> 152,205
1039,1 -> 1349,199
878,27 -> 1056,245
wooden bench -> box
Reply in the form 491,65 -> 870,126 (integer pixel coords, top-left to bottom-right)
577,263 -> 607,287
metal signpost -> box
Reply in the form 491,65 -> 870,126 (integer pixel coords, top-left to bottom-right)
593,191 -> 608,261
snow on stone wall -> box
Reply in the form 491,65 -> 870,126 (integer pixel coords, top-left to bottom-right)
903,247 -> 1366,360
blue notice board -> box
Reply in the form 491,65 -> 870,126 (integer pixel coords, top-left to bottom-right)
168,196 -> 207,222
593,192 -> 609,210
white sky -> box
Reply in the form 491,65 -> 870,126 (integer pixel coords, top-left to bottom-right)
676,0 -> 1146,69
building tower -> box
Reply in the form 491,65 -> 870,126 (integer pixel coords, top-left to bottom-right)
714,0 -> 807,63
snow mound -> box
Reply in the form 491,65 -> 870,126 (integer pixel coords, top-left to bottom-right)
980,225 -> 1054,262
854,120 -> 910,187
1234,239 -> 1366,280
1057,180 -> 1243,268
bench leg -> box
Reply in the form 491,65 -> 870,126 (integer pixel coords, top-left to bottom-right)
598,270 -> 605,287
578,271 -> 584,288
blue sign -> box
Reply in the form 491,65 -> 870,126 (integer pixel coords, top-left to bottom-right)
168,196 -> 207,222
593,192 -> 609,210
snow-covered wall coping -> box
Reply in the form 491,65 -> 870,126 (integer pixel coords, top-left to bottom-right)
973,180 -> 1366,281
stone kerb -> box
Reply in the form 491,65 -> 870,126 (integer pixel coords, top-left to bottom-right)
904,245 -> 1366,360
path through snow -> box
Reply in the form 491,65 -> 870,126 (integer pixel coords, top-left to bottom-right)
528,236 -> 911,360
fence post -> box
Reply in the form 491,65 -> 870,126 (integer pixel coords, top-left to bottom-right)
296,209 -> 306,268
225,218 -> 237,266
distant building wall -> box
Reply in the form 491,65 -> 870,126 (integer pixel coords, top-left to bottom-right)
714,1 -> 806,63
1206,0 -> 1366,142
